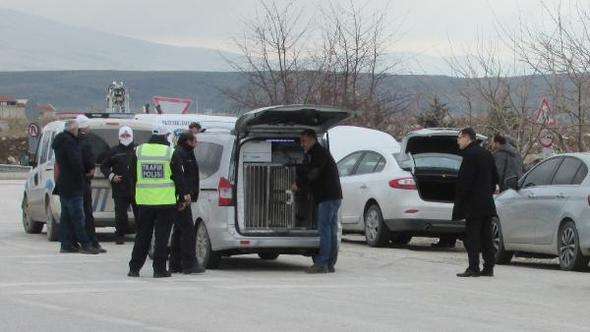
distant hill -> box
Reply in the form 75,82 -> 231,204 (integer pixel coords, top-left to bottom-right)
0,9 -> 238,71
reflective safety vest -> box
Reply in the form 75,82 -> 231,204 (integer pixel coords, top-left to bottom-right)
135,143 -> 176,205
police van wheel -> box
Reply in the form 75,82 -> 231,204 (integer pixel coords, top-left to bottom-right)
22,195 -> 42,234
196,221 -> 220,269
45,202 -> 59,242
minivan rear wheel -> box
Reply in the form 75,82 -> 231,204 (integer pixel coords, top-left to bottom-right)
196,221 -> 221,269
558,221 -> 589,271
22,195 -> 42,234
492,217 -> 513,265
364,204 -> 389,247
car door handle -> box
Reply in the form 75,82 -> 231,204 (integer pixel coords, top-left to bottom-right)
360,184 -> 368,190
527,193 -> 535,199
556,193 -> 567,199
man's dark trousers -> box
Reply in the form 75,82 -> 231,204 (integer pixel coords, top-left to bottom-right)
129,206 -> 174,273
314,199 -> 341,269
59,196 -> 90,250
464,215 -> 496,272
83,186 -> 99,247
169,207 -> 196,271
114,196 -> 138,236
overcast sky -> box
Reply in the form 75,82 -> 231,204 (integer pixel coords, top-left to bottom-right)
1,0 -> 558,57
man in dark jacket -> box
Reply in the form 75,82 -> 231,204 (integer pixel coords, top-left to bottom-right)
128,125 -> 188,278
76,115 -> 106,253
492,134 -> 524,191
453,128 -> 499,277
100,126 -> 138,244
52,120 -> 100,255
169,132 -> 204,274
293,129 -> 342,274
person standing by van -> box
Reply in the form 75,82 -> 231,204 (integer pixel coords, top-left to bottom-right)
76,115 -> 106,253
491,134 -> 524,192
169,132 -> 204,274
453,128 -> 499,277
52,119 -> 100,255
128,125 -> 187,278
292,129 -> 342,274
101,126 -> 138,245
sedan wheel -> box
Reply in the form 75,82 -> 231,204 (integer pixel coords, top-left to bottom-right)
196,222 -> 221,269
558,221 -> 589,271
492,218 -> 513,265
364,204 -> 389,247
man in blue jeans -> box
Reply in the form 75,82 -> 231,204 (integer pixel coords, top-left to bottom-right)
293,129 -> 343,274
52,119 -> 100,255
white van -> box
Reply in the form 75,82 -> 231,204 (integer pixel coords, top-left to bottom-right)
191,105 -> 349,268
21,115 -> 153,240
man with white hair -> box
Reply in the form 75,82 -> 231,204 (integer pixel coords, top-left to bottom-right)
51,118 -> 100,254
100,126 -> 138,244
128,124 -> 188,278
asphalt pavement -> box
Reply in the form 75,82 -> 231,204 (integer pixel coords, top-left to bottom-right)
1,180 -> 589,331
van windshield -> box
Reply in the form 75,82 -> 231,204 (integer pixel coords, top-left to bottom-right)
84,129 -> 152,163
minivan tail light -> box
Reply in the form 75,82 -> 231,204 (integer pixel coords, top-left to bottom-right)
218,177 -> 234,206
389,177 -> 416,190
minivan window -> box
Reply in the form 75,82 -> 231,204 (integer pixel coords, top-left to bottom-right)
195,142 -> 224,179
38,133 -> 51,164
522,157 -> 562,188
572,163 -> 588,184
552,157 -> 582,185
356,152 -> 384,175
337,151 -> 364,177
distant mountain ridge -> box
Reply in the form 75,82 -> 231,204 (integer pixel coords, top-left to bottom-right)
0,8 -> 237,71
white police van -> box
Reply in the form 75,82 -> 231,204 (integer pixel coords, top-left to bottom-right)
21,114 -> 153,240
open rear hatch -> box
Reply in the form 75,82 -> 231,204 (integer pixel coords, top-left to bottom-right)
235,105 -> 349,235
399,134 -> 463,203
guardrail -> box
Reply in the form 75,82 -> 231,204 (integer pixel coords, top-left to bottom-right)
0,164 -> 32,172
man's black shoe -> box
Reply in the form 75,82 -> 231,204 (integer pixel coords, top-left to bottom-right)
183,265 -> 206,274
127,271 -> 140,277
169,266 -> 183,274
59,247 -> 79,254
305,265 -> 329,274
115,236 -> 125,245
480,269 -> 494,277
456,269 -> 480,277
79,246 -> 100,255
153,271 -> 172,278
94,245 -> 107,253
328,266 -> 335,273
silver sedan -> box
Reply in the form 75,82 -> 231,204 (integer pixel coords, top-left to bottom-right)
494,153 -> 590,271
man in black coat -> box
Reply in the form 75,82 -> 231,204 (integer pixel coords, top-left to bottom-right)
169,131 -> 204,274
453,128 -> 499,277
100,126 -> 138,244
52,120 -> 100,255
293,129 -> 343,274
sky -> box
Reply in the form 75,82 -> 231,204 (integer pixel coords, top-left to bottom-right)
0,0 -> 561,58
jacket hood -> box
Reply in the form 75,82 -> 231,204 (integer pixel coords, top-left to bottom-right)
498,144 -> 518,157
51,130 -> 76,150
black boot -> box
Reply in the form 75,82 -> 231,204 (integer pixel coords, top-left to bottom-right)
153,271 -> 172,278
456,269 -> 480,277
480,268 -> 494,277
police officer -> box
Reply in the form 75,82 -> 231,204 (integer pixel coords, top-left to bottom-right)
128,125 -> 188,278
100,126 -> 138,245
169,132 -> 204,274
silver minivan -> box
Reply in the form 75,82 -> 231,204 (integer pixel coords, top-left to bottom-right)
192,105 -> 348,268
21,116 -> 153,240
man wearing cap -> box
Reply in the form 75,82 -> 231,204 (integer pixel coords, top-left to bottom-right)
76,115 -> 106,253
188,122 -> 204,135
100,126 -> 138,245
128,125 -> 188,278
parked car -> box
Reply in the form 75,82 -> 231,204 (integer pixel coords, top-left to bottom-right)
21,115 -> 153,240
191,105 -> 349,268
494,153 -> 590,271
339,128 -> 486,247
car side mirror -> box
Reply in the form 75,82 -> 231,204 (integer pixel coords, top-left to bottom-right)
505,176 -> 519,191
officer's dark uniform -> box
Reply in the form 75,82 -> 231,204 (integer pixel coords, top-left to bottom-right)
79,133 -> 100,249
128,134 -> 187,277
169,133 -> 201,273
100,141 -> 139,242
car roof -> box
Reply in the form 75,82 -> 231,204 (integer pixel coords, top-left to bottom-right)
549,152 -> 590,163
404,128 -> 487,141
42,118 -> 153,133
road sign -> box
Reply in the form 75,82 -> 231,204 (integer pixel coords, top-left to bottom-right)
153,96 -> 193,114
535,97 -> 557,126
27,123 -> 40,137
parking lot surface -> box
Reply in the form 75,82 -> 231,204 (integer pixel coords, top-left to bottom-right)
1,180 -> 589,331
